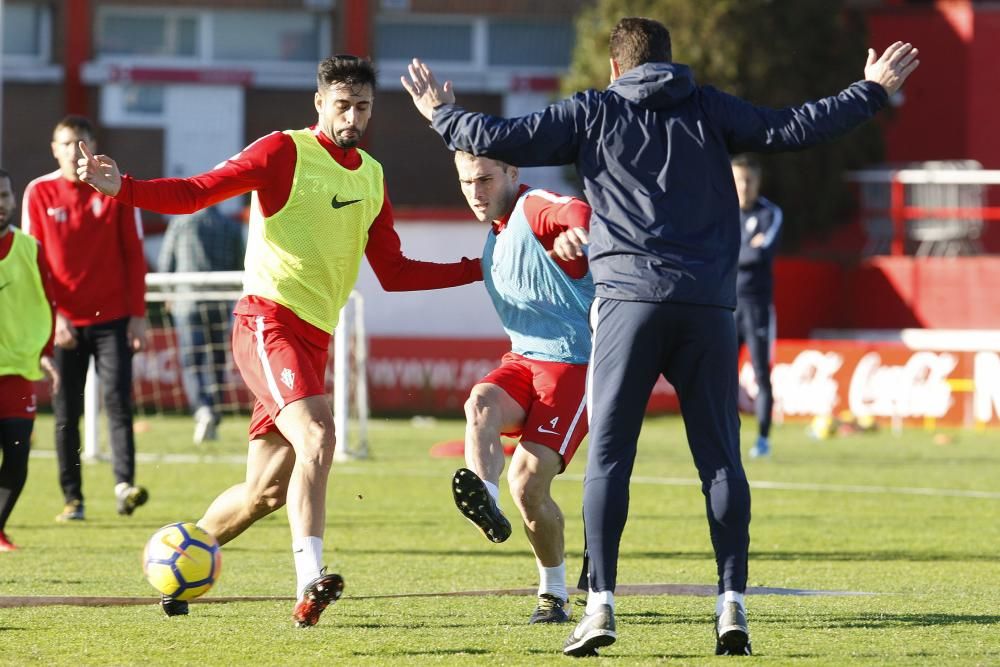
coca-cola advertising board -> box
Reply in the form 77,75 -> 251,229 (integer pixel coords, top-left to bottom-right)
741,341 -> 1000,427
32,332 -> 1000,427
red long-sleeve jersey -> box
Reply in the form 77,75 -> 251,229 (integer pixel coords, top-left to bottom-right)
493,185 -> 591,279
22,171 -> 146,326
113,127 -> 483,306
0,228 -> 57,419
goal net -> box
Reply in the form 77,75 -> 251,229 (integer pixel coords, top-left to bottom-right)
82,271 -> 369,462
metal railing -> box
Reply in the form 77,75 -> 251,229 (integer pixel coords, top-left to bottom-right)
847,166 -> 1000,256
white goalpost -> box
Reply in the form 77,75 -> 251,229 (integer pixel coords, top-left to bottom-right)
82,271 -> 369,461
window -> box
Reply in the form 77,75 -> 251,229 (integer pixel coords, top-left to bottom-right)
97,13 -> 198,58
121,85 -> 166,115
488,21 -> 574,68
376,20 -> 473,62
212,11 -> 323,62
2,2 -> 50,61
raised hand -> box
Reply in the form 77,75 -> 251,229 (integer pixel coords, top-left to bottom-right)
77,141 -> 123,196
864,42 -> 920,96
401,58 -> 455,121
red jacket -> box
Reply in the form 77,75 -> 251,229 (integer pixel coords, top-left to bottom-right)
22,171 -> 146,326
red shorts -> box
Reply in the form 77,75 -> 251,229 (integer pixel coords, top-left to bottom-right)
0,376 -> 37,420
480,352 -> 588,468
231,312 -> 330,440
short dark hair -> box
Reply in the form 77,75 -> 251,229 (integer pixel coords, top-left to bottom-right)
317,55 -> 377,91
0,168 -> 10,183
731,154 -> 762,175
454,150 -> 514,173
609,17 -> 672,73
54,114 -> 95,140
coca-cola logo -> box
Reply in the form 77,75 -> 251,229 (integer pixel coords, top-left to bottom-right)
848,351 -> 957,418
771,350 -> 843,416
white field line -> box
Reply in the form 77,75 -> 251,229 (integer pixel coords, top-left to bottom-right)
30,450 -> 1000,500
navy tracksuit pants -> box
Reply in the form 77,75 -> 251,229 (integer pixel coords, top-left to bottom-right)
734,299 -> 775,438
583,298 -> 751,594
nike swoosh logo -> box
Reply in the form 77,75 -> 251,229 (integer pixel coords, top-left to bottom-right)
537,426 -> 561,435
0,282 -> 9,291
331,195 -> 362,209
25,405 -> 37,413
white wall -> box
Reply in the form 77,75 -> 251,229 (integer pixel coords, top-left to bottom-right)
354,221 -> 505,338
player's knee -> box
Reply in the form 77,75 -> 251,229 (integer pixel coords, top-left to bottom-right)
508,468 -> 548,512
299,419 -> 335,468
464,389 -> 497,426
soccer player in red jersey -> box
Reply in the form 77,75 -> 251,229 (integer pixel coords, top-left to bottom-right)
0,168 -> 59,551
22,116 -> 149,523
436,149 -> 594,624
77,55 -> 482,626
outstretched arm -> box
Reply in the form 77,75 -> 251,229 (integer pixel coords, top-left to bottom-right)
402,57 -> 583,167
365,192 -> 483,291
78,132 -> 289,215
713,42 -> 919,154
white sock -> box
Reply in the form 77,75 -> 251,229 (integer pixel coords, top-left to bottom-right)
586,589 -> 614,614
716,590 -> 746,616
538,561 -> 567,602
292,536 -> 324,599
115,482 -> 129,495
482,479 -> 501,506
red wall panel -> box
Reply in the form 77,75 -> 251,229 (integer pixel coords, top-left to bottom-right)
867,4 -> 971,164
772,259 -> 846,338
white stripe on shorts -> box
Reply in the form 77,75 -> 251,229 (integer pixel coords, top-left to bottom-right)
254,316 -> 286,410
559,391 -> 588,456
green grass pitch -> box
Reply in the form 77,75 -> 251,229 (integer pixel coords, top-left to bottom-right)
1,413 -> 998,665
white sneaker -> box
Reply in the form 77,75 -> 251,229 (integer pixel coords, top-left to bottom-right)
749,436 -> 770,458
193,406 -> 219,444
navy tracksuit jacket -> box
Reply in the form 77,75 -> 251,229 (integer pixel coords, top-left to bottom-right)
432,62 -> 887,594
736,197 -> 783,439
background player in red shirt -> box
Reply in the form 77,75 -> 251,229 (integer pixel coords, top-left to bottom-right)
77,56 -> 482,626
0,168 -> 59,551
22,116 -> 149,523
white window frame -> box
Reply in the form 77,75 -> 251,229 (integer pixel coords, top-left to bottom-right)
206,8 -> 332,70
94,6 -> 205,66
375,14 -> 574,93
2,2 -> 53,67
376,14 -> 485,72
94,6 -> 330,72
100,83 -> 168,128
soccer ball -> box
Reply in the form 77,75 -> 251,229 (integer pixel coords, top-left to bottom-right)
143,522 -> 222,601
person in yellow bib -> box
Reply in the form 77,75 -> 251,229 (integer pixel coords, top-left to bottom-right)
0,168 -> 59,551
77,55 -> 483,626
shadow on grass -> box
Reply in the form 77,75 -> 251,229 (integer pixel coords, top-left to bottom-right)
615,549 -> 995,563
350,648 -> 490,657
335,546 -> 528,559
780,612 -> 1000,629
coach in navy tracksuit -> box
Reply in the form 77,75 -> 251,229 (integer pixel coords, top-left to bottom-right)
403,17 -> 918,657
732,155 -> 783,459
